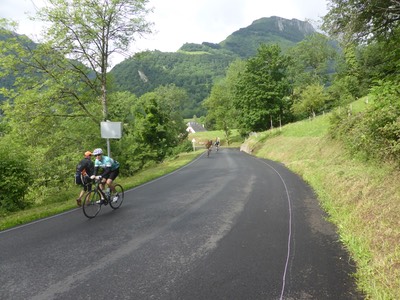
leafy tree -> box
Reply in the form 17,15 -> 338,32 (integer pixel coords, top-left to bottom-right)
323,0 -> 400,43
291,84 -> 328,119
323,0 -> 400,169
287,33 -> 337,90
121,86 -> 187,174
323,1 -> 400,84
152,84 -> 189,117
233,44 -> 291,134
326,43 -> 366,107
35,0 -> 153,121
203,59 -> 245,143
0,2 -> 153,209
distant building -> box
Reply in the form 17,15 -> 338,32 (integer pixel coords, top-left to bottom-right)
186,122 -> 206,133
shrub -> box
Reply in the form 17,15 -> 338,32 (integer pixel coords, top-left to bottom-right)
0,143 -> 33,211
329,80 -> 400,165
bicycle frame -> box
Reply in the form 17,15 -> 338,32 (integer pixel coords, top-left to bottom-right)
82,177 -> 124,218
93,178 -> 109,201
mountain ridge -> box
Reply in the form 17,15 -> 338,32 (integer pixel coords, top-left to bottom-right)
1,16 -> 316,117
176,16 -> 315,57
111,16 -> 316,116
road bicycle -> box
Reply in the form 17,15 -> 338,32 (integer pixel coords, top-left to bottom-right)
82,176 -> 124,219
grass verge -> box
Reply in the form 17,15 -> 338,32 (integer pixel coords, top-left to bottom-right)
243,111 -> 400,299
188,129 -> 244,148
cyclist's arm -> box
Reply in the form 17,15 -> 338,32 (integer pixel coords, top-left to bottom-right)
93,160 -> 102,176
100,166 -> 112,178
76,160 -> 85,173
83,160 -> 94,176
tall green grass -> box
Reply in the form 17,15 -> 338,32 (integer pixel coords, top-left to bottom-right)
244,99 -> 399,299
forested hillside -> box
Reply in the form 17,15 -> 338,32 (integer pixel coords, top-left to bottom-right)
0,31 -> 37,102
110,16 -> 316,117
1,16 -> 316,117
110,49 -> 236,117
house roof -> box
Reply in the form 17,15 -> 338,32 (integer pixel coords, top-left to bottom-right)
187,122 -> 206,132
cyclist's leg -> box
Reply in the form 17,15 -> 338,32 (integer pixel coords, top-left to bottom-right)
110,184 -> 124,208
107,169 -> 119,193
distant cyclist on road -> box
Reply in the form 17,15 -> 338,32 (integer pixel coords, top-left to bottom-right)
214,137 -> 220,151
90,148 -> 120,203
205,140 -> 213,157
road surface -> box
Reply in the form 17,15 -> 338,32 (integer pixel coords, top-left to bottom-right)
0,148 -> 363,299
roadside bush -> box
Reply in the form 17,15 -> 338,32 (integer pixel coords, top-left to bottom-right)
170,139 -> 193,156
329,80 -> 400,164
0,143 -> 33,211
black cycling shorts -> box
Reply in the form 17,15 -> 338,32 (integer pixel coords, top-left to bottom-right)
103,168 -> 119,181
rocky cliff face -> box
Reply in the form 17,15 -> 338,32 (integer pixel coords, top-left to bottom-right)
219,16 -> 316,57
232,16 -> 315,42
274,17 -> 315,35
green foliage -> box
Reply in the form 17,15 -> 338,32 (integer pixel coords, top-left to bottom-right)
323,0 -> 400,43
170,139 -> 193,156
329,80 -> 400,164
118,86 -> 188,175
0,36 -> 101,208
234,44 -> 292,134
287,33 -> 337,89
0,139 -> 33,211
0,21 -> 38,103
179,43 -> 220,52
291,84 -> 328,118
111,49 -> 235,118
35,0 -> 153,121
203,59 -> 246,138
107,91 -> 138,124
110,17 -> 317,118
326,75 -> 357,107
329,41 -> 391,106
322,1 -> 400,93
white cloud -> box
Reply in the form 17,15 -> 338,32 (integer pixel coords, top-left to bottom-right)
1,0 -> 328,61
138,0 -> 328,52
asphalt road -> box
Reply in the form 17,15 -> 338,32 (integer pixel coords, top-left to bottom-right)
0,148 -> 364,299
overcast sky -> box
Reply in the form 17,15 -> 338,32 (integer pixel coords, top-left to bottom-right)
1,0 -> 328,64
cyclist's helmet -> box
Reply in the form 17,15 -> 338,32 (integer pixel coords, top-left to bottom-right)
93,148 -> 103,156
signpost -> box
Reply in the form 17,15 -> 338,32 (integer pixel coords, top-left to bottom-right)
192,138 -> 196,151
100,121 -> 122,156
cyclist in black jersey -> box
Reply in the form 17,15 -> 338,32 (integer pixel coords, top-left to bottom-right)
75,151 -> 94,206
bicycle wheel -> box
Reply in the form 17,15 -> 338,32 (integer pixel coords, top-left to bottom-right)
110,184 -> 124,209
83,190 -> 102,218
